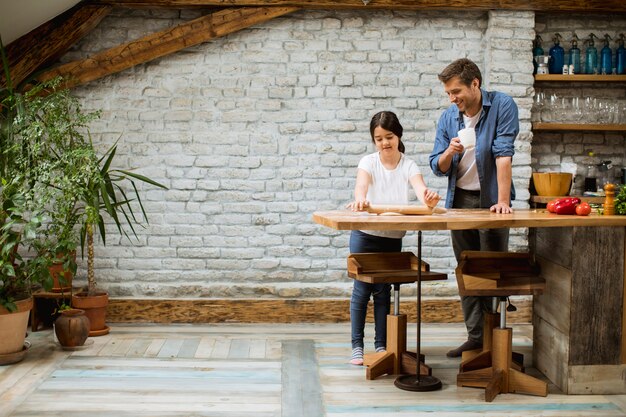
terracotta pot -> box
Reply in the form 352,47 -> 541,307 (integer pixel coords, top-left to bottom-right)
54,309 -> 90,347
0,297 -> 33,356
71,292 -> 109,336
49,251 -> 76,293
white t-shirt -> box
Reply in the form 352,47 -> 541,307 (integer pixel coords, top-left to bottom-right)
456,110 -> 482,191
357,152 -> 420,239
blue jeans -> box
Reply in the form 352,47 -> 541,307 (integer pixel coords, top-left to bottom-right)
349,230 -> 402,350
451,188 -> 509,343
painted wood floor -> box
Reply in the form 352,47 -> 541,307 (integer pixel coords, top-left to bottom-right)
1,323 -> 625,417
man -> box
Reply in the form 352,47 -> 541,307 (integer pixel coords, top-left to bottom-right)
429,58 -> 518,358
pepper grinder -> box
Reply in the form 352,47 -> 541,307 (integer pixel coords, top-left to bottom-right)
604,183 -> 616,216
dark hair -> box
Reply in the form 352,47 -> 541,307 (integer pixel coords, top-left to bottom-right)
438,58 -> 482,88
370,111 -> 405,153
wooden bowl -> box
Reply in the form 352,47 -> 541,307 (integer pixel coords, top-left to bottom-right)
532,172 -> 572,196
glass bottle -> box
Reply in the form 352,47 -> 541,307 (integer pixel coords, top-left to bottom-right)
616,34 -> 626,75
600,34 -> 613,75
584,151 -> 597,192
584,33 -> 598,75
568,34 -> 581,74
532,35 -> 544,75
549,33 -> 565,74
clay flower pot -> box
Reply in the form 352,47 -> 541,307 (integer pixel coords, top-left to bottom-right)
71,292 -> 109,336
0,298 -> 33,357
54,308 -> 90,348
49,251 -> 76,293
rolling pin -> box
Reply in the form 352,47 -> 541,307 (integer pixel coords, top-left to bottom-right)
365,204 -> 447,215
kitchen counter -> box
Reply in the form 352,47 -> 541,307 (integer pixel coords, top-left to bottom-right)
313,208 -> 626,394
313,208 -> 626,231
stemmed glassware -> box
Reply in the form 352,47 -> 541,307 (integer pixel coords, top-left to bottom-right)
533,93 -> 625,125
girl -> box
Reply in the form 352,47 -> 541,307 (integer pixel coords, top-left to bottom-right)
346,111 -> 440,365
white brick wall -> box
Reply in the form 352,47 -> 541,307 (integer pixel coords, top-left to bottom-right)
65,9 -> 556,299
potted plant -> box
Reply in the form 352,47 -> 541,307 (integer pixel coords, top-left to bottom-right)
70,140 -> 167,336
2,33 -> 97,300
0,38 -> 55,362
2,35 -> 166,339
0,179 -> 47,362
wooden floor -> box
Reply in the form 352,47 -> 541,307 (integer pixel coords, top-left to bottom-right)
1,323 -> 626,417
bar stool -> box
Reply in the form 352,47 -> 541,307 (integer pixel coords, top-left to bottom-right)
454,251 -> 548,402
347,252 -> 447,380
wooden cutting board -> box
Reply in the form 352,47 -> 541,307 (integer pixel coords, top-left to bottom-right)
365,204 -> 447,215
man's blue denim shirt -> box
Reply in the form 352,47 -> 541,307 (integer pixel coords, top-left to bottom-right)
429,88 -> 518,209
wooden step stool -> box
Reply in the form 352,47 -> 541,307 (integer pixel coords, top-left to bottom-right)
347,252 -> 447,380
455,251 -> 548,402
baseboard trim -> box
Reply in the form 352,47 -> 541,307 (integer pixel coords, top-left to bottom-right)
107,298 -> 532,324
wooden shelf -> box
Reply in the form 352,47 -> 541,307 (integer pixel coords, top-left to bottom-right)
532,123 -> 626,132
530,195 -> 605,204
535,74 -> 626,82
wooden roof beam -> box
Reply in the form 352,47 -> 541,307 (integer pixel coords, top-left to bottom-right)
1,3 -> 111,88
91,0 -> 626,13
37,6 -> 298,89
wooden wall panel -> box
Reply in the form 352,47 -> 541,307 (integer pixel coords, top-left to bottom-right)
531,227 -> 572,270
534,255 -> 572,335
570,226 -> 624,365
533,315 -> 569,393
568,364 -> 626,394
106,297 -> 532,323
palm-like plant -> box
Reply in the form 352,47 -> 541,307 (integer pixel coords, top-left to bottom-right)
75,140 -> 167,295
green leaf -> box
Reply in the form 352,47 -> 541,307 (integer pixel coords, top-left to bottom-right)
116,169 -> 168,189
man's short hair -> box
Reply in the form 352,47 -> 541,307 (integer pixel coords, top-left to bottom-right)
438,58 -> 482,88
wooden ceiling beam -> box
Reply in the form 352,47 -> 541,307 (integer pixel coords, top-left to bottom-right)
91,0 -> 626,13
37,6 -> 298,89
1,3 -> 111,89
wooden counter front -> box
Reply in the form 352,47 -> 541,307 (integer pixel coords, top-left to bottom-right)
313,208 -> 626,394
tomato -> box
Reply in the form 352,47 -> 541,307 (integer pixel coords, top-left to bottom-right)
575,202 -> 591,216
546,199 -> 558,213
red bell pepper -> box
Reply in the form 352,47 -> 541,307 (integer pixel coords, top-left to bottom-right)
554,197 -> 581,215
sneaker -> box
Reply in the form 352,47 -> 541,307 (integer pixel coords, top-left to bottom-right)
350,347 -> 364,365
446,339 -> 482,358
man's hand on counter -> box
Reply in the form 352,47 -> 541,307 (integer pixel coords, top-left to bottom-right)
490,202 -> 513,214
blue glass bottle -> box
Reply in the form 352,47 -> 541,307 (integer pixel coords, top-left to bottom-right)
616,34 -> 626,75
532,35 -> 544,75
584,33 -> 598,74
568,34 -> 581,74
548,33 -> 564,74
600,34 -> 613,75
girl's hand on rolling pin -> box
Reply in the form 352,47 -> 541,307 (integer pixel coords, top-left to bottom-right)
424,189 -> 441,208
346,199 -> 370,212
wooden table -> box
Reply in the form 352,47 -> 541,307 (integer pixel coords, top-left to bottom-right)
313,209 -> 626,394
31,289 -> 75,332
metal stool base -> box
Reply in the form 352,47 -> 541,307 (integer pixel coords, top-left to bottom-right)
394,374 -> 442,392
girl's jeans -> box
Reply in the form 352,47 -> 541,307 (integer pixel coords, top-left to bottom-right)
349,230 -> 402,350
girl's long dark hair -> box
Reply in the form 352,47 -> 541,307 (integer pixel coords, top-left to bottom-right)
369,111 -> 405,153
